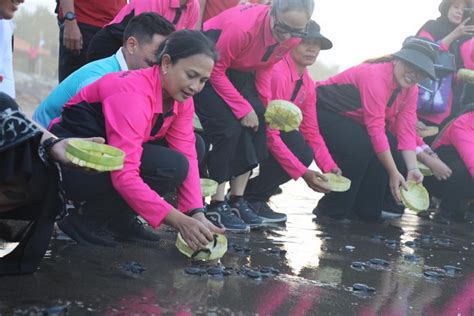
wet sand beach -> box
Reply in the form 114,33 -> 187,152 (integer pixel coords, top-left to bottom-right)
1,178 -> 473,315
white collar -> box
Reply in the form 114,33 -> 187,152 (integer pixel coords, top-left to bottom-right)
116,48 -> 129,71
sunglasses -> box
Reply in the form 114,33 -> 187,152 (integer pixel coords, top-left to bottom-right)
11,0 -> 23,4
273,13 -> 308,38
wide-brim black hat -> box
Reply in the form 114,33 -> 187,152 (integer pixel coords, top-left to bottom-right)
392,37 -> 437,80
0,92 -> 40,152
304,20 -> 333,50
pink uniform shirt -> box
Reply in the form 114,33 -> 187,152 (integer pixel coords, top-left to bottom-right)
316,61 -> 419,154
108,0 -> 200,30
203,4 -> 300,119
56,66 -> 202,228
460,37 -> 474,70
268,55 -> 338,179
434,111 -> 474,178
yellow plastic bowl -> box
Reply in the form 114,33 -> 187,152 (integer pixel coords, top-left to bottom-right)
418,126 -> 439,138
200,178 -> 218,197
176,233 -> 228,261
400,181 -> 430,213
417,161 -> 433,176
265,100 -> 303,132
65,139 -> 125,172
323,173 -> 351,192
458,68 -> 474,84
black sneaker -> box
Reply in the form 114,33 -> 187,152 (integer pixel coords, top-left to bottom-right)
205,202 -> 250,233
230,198 -> 265,228
110,216 -> 161,243
57,211 -> 118,247
249,201 -> 287,223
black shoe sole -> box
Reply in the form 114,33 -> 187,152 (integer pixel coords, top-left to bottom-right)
257,216 -> 287,224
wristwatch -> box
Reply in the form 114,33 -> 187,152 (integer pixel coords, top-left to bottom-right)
64,11 -> 76,21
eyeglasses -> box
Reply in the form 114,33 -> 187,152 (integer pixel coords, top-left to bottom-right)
403,62 -> 427,80
11,0 -> 23,5
273,13 -> 308,38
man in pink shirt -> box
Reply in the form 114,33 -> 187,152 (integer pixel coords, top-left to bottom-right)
425,105 -> 474,224
86,0 -> 200,62
194,0 -> 314,232
244,21 -> 334,222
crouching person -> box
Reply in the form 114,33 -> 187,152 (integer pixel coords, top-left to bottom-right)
0,93 -> 103,275
244,21 -> 336,223
50,31 -> 225,248
425,105 -> 474,224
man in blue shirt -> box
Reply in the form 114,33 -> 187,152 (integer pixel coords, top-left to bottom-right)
34,13 -> 175,128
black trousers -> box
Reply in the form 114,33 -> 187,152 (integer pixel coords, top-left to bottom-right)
86,27 -> 122,63
316,108 -> 391,221
194,70 -> 268,184
244,130 -> 313,202
61,137 -> 204,217
425,145 -> 474,216
58,22 -> 101,82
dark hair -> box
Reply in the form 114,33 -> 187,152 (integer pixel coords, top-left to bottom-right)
365,55 -> 395,64
438,0 -> 469,15
157,30 -> 219,64
122,13 -> 175,46
271,0 -> 315,18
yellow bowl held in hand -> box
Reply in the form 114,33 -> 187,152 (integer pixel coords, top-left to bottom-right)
65,139 -> 125,172
193,113 -> 204,132
176,233 -> 228,261
400,181 -> 430,213
200,178 -> 218,197
458,68 -> 474,84
418,126 -> 439,138
417,161 -> 433,176
265,100 -> 303,132
323,173 -> 351,192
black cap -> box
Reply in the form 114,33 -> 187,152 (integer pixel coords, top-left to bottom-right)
392,37 -> 437,80
303,20 -> 333,50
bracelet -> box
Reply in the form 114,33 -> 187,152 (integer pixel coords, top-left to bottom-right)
407,167 -> 420,172
187,208 -> 206,217
39,137 -> 64,166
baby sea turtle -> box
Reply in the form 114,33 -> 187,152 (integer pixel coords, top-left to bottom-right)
207,266 -> 225,276
385,239 -> 398,246
443,265 -> 462,276
45,305 -> 69,316
184,267 -> 205,276
247,270 -> 263,280
352,283 -> 376,294
344,245 -> 356,251
269,248 -> 287,256
423,270 -> 444,279
371,235 -> 385,242
436,239 -> 453,247
260,266 -> 280,276
121,261 -> 146,274
369,258 -> 390,267
351,261 -> 367,271
403,254 -> 421,263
